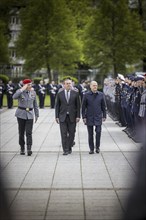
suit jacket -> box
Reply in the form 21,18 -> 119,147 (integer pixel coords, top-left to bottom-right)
55,89 -> 81,122
13,89 -> 39,120
82,91 -> 106,126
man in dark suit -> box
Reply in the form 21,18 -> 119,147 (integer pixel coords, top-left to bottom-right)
55,78 -> 81,155
82,81 -> 106,154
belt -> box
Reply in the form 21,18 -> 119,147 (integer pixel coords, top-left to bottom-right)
18,107 -> 33,111
141,103 -> 146,105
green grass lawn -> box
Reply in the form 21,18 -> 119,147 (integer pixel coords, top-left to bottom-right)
3,95 -> 50,107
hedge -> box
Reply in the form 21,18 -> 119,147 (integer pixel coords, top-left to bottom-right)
0,74 -> 9,84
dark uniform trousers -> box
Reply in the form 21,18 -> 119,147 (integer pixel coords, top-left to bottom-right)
39,93 -> 45,108
59,115 -> 76,153
7,94 -> 13,108
0,94 -> 3,108
87,125 -> 101,151
17,118 -> 33,147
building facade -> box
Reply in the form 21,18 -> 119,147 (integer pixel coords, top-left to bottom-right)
8,7 -> 25,78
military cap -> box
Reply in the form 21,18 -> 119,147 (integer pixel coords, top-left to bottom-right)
23,79 -> 32,84
134,75 -> 145,81
117,74 -> 125,81
137,75 -> 145,80
126,74 -> 135,81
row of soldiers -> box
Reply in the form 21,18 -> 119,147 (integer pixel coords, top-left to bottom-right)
103,73 -> 146,143
0,78 -> 89,109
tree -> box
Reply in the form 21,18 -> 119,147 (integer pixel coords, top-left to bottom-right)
129,0 -> 146,71
83,0 -> 145,77
65,0 -> 94,76
16,0 -> 82,81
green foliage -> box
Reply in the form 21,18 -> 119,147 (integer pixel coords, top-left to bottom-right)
11,75 -> 30,83
0,74 -> 9,83
3,94 -> 50,107
83,0 -> 145,76
61,75 -> 78,84
33,77 -> 43,84
16,0 -> 82,80
0,19 -> 9,64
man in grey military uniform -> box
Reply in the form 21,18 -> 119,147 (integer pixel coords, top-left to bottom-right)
13,79 -> 39,156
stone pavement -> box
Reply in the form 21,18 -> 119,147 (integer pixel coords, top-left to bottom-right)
0,108 -> 141,220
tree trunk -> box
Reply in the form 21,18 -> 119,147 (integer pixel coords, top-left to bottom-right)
143,58 -> 146,72
138,0 -> 146,72
113,63 -> 117,78
47,64 -> 52,82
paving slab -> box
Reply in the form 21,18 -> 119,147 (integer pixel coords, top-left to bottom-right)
0,108 -> 141,220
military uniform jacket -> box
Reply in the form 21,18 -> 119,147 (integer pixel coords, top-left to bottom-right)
139,89 -> 146,118
82,91 -> 106,126
13,89 -> 39,120
0,83 -> 5,95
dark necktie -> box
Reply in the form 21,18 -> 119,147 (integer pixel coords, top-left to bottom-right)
66,91 -> 69,103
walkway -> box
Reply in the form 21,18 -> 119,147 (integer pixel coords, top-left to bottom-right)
0,108 -> 141,220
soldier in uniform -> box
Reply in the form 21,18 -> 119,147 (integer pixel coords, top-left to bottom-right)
131,76 -> 144,142
48,80 -> 58,108
37,80 -> 46,108
115,74 -> 127,127
138,75 -> 146,143
6,80 -> 15,109
123,75 -> 135,138
13,79 -> 39,156
16,80 -> 23,90
114,78 -> 121,121
0,80 -> 5,109
77,80 -> 88,101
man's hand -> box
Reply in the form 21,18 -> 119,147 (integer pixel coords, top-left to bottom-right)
56,118 -> 59,124
76,118 -> 80,123
102,118 -> 106,122
83,118 -> 87,125
35,117 -> 38,123
21,84 -> 28,92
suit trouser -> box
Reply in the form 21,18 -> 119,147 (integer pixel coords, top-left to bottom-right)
87,125 -> 101,151
17,118 -> 33,147
60,115 -> 76,152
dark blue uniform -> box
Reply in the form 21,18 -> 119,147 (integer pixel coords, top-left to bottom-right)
6,81 -> 15,109
37,83 -> 46,108
0,80 -> 5,108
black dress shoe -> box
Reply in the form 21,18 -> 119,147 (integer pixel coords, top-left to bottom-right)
96,148 -> 100,153
72,141 -> 75,147
89,151 -> 94,154
27,150 -> 32,156
68,150 -> 72,154
20,146 -> 25,155
63,152 -> 68,155
20,151 -> 25,155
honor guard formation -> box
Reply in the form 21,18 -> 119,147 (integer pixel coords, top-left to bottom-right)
103,72 -> 146,144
